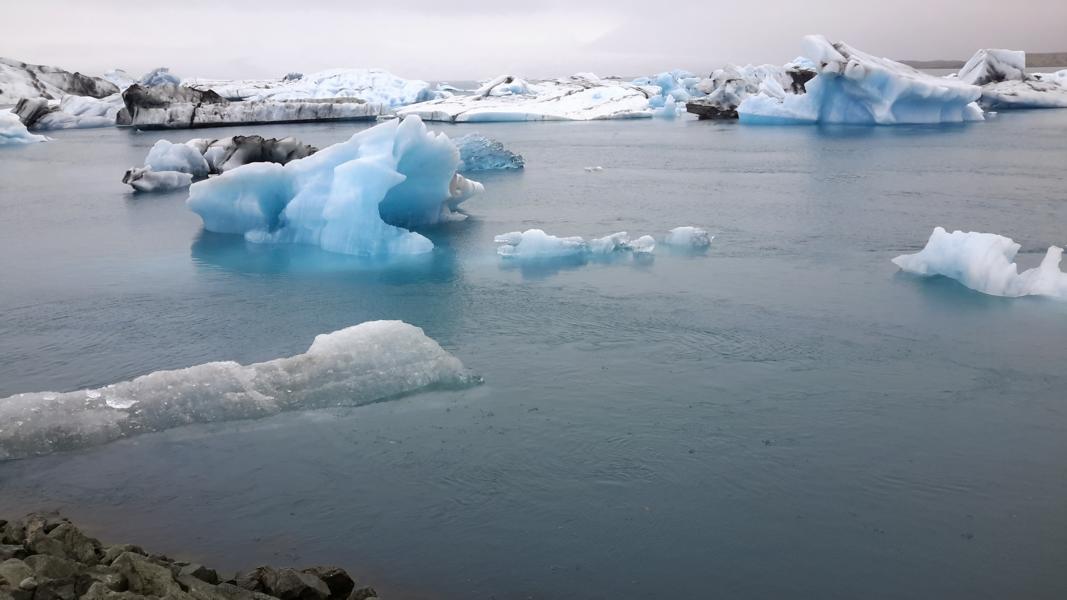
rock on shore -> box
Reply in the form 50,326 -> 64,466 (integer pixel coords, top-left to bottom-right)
0,514 -> 379,600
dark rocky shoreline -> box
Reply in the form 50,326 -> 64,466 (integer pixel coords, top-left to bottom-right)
0,514 -> 378,600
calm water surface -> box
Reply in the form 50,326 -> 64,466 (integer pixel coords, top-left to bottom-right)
1,112 -> 1066,599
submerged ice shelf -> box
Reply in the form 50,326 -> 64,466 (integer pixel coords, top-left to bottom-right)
187,116 -> 483,256
893,227 -> 1067,299
0,321 -> 477,460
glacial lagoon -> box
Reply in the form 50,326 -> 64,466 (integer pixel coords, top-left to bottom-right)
2,112 -> 1067,599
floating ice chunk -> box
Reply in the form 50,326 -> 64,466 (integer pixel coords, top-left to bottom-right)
454,134 -> 525,172
584,166 -> 604,172
664,226 -> 713,248
957,49 -> 1067,109
496,229 -> 660,258
687,63 -> 815,120
187,116 -> 481,256
0,111 -> 46,145
892,227 -> 1067,299
0,320 -> 476,460
396,73 -> 657,122
738,35 -> 984,125
495,229 -> 587,258
145,139 -> 211,177
122,167 -> 193,192
14,94 -> 124,130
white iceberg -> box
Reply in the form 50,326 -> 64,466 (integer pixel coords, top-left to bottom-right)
125,135 -> 318,193
958,49 -> 1067,109
0,57 -> 118,105
664,226 -> 713,248
122,167 -> 194,193
0,110 -> 47,145
686,61 -> 815,119
184,68 -> 442,107
737,36 -> 984,125
454,134 -> 525,172
145,139 -> 211,177
396,73 -> 658,122
892,227 -> 1067,299
187,116 -> 483,256
495,229 -> 659,258
0,320 -> 477,460
139,67 -> 181,87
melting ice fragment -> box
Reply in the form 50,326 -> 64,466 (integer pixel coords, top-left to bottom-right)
454,134 -> 524,172
0,321 -> 478,460
892,227 -> 1067,299
664,226 -> 713,249
187,116 -> 482,256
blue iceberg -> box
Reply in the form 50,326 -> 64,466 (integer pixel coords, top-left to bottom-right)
187,116 -> 483,256
454,134 -> 525,172
738,36 -> 984,125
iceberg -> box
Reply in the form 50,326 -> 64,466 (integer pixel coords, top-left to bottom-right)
664,226 -> 713,248
686,61 -> 815,120
121,83 -> 384,130
13,95 -> 122,130
0,320 -> 477,460
0,110 -> 47,145
495,229 -> 658,258
126,135 -> 319,192
139,67 -> 181,87
737,36 -> 984,125
454,134 -> 525,172
103,68 -> 136,90
395,73 -> 658,122
892,227 -> 1067,299
122,167 -> 194,193
958,49 -> 1067,109
0,57 -> 118,105
186,116 -> 483,256
184,68 -> 443,107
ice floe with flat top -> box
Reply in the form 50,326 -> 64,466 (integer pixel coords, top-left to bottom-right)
0,111 -> 46,145
664,226 -> 713,249
395,73 -> 660,122
738,35 -> 984,125
893,227 -> 1067,299
0,321 -> 477,460
187,116 -> 482,256
494,228 -> 712,258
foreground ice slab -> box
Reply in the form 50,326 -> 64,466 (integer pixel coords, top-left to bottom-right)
185,68 -> 443,107
454,134 -> 525,172
187,116 -> 482,256
396,73 -> 658,122
0,321 -> 477,460
892,227 -> 1067,299
122,167 -> 193,193
738,36 -> 984,124
958,49 -> 1067,109
0,111 -> 46,145
0,57 -> 118,105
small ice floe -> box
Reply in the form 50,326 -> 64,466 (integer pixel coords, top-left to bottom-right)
495,229 -> 661,258
663,226 -> 713,249
892,227 -> 1067,299
584,166 -> 604,172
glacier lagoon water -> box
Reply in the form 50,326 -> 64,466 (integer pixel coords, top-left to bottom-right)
2,112 -> 1067,599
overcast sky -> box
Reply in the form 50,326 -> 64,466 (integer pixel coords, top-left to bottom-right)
5,0 -> 1066,81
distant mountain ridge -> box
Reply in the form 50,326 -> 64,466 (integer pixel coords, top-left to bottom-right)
903,52 -> 1067,69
